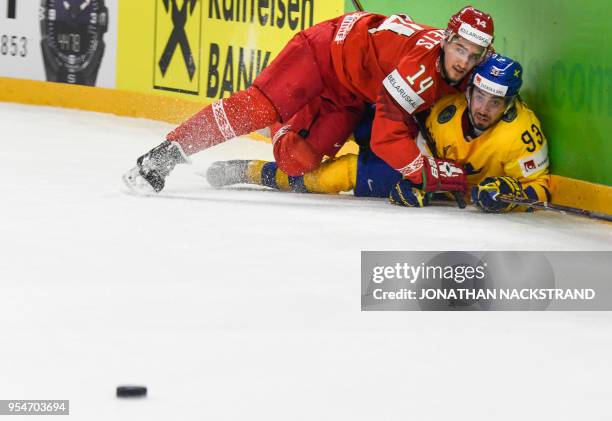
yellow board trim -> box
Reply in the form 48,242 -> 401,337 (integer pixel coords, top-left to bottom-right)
0,77 -> 203,124
550,175 -> 612,215
1,76 -> 610,215
0,77 -> 268,143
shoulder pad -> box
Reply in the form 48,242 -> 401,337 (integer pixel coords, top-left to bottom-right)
437,104 -> 457,124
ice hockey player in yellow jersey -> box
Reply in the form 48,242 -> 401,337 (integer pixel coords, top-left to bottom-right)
207,54 -> 550,213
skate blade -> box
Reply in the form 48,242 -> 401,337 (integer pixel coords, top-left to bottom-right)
122,166 -> 156,194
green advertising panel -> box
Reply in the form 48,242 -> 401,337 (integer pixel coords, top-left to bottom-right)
346,1 -> 611,186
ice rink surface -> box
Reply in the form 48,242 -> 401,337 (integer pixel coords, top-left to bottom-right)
1,103 -> 611,420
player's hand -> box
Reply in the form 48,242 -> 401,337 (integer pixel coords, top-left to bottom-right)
389,179 -> 430,207
392,156 -> 467,208
472,176 -> 523,213
418,156 -> 467,194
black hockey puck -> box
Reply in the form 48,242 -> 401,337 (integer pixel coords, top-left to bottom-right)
116,386 -> 147,398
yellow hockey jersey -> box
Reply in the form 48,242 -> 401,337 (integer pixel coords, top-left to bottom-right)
420,93 -> 550,201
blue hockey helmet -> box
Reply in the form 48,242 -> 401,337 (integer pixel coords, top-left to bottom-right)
471,54 -> 523,98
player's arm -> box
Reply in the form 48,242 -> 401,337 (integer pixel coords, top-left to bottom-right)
370,87 -> 422,179
473,116 -> 551,213
370,55 -> 433,183
370,61 -> 467,208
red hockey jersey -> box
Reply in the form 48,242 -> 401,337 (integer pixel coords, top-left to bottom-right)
331,13 -> 469,180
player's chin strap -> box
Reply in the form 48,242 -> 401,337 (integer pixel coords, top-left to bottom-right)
438,49 -> 457,86
351,0 -> 364,11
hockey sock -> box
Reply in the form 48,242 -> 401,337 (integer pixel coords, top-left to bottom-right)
166,86 -> 279,155
244,154 -> 358,194
245,161 -> 308,193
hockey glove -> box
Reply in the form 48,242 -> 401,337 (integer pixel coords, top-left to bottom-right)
390,157 -> 467,208
472,176 -> 523,213
389,179 -> 430,207
419,156 -> 467,195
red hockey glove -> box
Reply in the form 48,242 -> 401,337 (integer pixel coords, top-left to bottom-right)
419,156 -> 467,194
391,156 -> 467,209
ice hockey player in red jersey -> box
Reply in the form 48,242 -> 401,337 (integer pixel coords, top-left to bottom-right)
123,6 -> 494,194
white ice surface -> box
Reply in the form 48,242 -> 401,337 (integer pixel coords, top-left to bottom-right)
0,103 -> 611,420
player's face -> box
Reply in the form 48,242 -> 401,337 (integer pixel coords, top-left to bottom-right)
469,87 -> 507,130
443,37 -> 486,83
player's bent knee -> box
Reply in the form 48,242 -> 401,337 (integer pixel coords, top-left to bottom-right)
303,154 -> 358,194
273,132 -> 323,176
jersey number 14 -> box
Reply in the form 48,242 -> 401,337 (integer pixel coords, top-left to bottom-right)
406,64 -> 434,95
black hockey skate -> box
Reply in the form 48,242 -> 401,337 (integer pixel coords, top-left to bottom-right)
122,140 -> 189,193
205,160 -> 251,188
